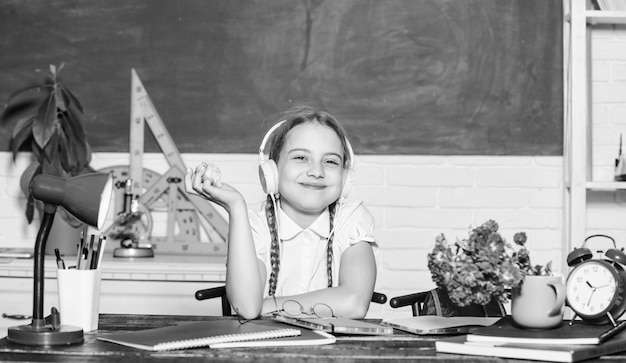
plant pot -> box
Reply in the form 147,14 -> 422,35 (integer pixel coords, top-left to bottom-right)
511,275 -> 565,329
423,288 -> 506,317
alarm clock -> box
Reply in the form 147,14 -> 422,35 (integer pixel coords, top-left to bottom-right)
566,234 -> 626,325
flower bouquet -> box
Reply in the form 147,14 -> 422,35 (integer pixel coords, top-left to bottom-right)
427,220 -> 551,308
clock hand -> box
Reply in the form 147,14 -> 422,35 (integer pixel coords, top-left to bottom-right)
585,281 -> 597,307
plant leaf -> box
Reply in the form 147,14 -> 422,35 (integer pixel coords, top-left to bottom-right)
32,93 -> 56,149
30,139 -> 43,161
42,129 -> 59,164
60,85 -> 83,114
55,87 -> 66,112
65,104 -> 87,140
1,97 -> 39,125
10,116 -> 35,158
25,193 -> 35,223
5,84 -> 48,105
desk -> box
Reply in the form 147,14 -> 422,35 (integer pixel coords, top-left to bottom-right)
0,314 -> 618,362
0,254 -> 227,320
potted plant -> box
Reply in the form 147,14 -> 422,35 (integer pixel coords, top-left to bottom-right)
426,220 -> 552,316
1,64 -> 95,255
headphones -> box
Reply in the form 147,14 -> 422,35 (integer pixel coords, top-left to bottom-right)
258,120 -> 355,200
567,234 -> 626,267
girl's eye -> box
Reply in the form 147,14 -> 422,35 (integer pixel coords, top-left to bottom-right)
293,155 -> 307,161
324,159 -> 341,167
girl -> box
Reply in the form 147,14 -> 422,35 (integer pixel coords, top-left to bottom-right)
185,106 -> 377,320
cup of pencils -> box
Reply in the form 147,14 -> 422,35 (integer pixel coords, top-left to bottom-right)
55,232 -> 107,332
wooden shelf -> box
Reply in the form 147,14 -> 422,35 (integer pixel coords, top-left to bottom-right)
586,10 -> 626,24
586,181 -> 626,190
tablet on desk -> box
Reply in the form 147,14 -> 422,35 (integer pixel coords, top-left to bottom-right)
273,315 -> 394,335
0,248 -> 34,259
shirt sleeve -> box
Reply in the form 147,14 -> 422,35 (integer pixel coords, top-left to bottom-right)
335,201 -> 377,247
248,207 -> 269,260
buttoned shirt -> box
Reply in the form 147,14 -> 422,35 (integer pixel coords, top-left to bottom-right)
248,200 -> 376,297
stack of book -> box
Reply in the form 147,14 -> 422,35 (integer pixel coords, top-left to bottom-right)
435,316 -> 626,363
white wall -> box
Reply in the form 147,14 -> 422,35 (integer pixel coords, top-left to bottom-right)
0,151 -> 564,319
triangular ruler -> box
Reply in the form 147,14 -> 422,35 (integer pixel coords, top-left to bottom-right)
125,69 -> 228,252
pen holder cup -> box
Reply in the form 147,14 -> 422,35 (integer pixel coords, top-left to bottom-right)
57,268 -> 102,332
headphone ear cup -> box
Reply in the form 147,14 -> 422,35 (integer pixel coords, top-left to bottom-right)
258,160 -> 279,195
340,168 -> 354,200
567,247 -> 593,267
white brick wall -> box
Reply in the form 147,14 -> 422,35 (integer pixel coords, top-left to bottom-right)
0,151 -> 564,319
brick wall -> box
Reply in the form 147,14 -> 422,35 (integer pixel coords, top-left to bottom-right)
0,151 -> 564,319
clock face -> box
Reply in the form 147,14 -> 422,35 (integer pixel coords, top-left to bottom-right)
566,260 -> 621,319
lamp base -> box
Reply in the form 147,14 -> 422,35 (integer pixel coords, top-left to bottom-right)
7,322 -> 83,346
113,246 -> 154,258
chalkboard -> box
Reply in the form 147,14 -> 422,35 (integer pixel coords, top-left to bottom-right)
0,0 -> 563,155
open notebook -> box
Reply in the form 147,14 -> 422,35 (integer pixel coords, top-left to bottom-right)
98,320 -> 301,351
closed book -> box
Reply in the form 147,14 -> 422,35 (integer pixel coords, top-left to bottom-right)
436,331 -> 626,363
467,316 -> 626,345
381,316 -> 499,335
98,320 -> 300,351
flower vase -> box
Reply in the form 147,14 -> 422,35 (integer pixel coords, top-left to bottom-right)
422,288 -> 506,317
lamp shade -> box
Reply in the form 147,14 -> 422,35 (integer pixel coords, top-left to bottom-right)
30,173 -> 113,230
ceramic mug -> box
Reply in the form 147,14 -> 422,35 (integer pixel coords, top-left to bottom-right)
511,275 -> 566,329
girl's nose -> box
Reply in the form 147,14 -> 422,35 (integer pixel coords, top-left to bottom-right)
306,162 -> 325,178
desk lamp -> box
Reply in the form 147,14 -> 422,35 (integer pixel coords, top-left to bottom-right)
7,172 -> 113,346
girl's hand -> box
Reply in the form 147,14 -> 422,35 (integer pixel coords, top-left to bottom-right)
184,163 -> 244,211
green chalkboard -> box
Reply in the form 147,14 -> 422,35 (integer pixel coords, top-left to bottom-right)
0,0 -> 563,155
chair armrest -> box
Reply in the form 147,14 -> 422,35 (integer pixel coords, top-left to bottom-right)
195,286 -> 227,301
372,291 -> 387,304
389,291 -> 429,308
389,291 -> 430,316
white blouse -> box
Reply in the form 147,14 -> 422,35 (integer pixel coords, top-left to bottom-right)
248,200 -> 376,297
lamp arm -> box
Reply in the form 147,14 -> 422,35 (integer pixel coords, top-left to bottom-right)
31,204 -> 57,327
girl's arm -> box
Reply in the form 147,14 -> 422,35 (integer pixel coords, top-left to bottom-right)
184,163 -> 266,319
260,241 -> 376,319
223,201 -> 267,318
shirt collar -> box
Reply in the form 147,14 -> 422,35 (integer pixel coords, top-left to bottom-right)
277,205 -> 330,241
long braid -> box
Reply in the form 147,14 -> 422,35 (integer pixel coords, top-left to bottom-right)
266,195 -> 280,296
326,202 -> 337,287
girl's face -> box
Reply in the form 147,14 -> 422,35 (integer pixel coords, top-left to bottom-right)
276,122 -> 346,226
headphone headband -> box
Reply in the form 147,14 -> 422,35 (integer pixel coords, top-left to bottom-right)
258,120 -> 286,164
259,120 -> 354,168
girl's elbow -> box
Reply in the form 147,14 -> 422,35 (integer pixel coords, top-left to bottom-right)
341,294 -> 371,319
234,306 -> 262,320
226,288 -> 262,319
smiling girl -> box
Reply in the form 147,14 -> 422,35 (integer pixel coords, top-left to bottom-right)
185,106 -> 377,319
